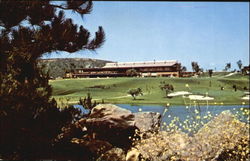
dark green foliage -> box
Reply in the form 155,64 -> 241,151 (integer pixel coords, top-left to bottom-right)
181,66 -> 187,72
208,69 -> 213,77
87,85 -> 110,89
127,88 -> 143,100
241,65 -> 250,75
237,60 -> 242,71
159,82 -> 174,97
0,0 -> 105,160
191,62 -> 201,73
233,84 -> 237,91
126,69 -> 140,77
79,93 -> 98,110
224,63 -> 231,71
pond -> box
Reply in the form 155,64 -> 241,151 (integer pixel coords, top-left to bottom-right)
74,104 -> 249,124
117,104 -> 249,124
74,103 -> 249,134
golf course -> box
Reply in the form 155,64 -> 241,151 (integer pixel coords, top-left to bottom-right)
50,72 -> 249,105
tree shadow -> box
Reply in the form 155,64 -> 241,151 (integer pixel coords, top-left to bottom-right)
163,96 -> 173,99
134,98 -> 145,100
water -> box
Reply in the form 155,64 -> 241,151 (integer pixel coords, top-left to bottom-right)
74,104 -> 249,123
74,104 -> 249,133
73,104 -> 90,115
117,104 -> 249,123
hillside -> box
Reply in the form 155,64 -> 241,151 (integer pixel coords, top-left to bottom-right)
38,58 -> 113,78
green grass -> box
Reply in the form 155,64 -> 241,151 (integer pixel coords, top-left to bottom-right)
50,75 -> 249,105
198,71 -> 229,77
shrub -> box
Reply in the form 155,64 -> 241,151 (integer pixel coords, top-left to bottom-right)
159,82 -> 174,97
127,88 -> 143,100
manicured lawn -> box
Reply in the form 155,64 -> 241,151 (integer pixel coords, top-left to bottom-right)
49,74 -> 249,105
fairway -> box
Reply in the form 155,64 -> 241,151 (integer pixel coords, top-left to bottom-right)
50,74 -> 249,105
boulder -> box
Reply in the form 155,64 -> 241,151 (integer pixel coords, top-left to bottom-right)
79,104 -> 138,149
190,110 -> 250,161
131,130 -> 190,161
180,110 -> 249,161
134,112 -> 161,132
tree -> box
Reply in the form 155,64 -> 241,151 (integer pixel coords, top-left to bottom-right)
0,1 -> 105,160
181,66 -> 187,72
126,69 -> 139,77
191,62 -> 200,73
224,63 -> 231,72
237,60 -> 243,71
232,85 -> 237,91
159,83 -> 174,97
70,63 -> 76,72
242,65 -> 250,75
208,69 -> 213,77
79,93 -> 98,111
127,88 -> 143,100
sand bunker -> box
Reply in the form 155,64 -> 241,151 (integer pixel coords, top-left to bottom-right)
242,95 -> 250,100
189,95 -> 214,101
167,91 -> 192,97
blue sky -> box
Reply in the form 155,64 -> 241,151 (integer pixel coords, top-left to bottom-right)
44,2 -> 249,71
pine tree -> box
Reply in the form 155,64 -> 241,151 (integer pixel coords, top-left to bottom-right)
0,1 -> 105,160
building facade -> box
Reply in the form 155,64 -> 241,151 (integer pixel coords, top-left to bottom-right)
66,60 -> 182,78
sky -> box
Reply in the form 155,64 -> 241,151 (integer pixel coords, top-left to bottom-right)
44,2 -> 249,71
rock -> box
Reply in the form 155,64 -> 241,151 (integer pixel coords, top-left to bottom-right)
130,110 -> 249,161
97,148 -> 126,161
134,112 -> 161,132
79,104 -> 138,149
88,104 -> 135,128
185,110 -> 249,161
132,130 -> 190,161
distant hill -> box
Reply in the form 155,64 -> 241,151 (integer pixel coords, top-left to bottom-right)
38,58 -> 113,78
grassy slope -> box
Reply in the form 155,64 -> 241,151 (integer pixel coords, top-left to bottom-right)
50,74 -> 249,105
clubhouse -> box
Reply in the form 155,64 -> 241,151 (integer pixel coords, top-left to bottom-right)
65,60 -> 186,78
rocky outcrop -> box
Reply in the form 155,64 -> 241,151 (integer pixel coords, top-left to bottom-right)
130,110 -> 249,161
134,112 -> 161,132
56,104 -> 162,160
56,105 -> 249,161
191,110 -> 249,161
79,104 -> 138,149
77,104 -> 162,150
130,130 -> 190,160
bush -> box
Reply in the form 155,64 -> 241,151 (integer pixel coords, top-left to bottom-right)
159,82 -> 174,97
127,88 -> 143,100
